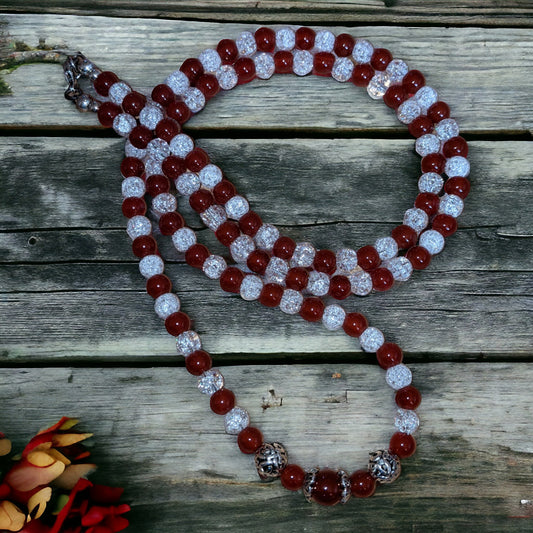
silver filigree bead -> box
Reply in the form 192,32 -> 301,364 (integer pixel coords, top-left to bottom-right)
184,87 -> 205,113
348,269 -> 372,296
415,134 -> 441,157
359,327 -> 385,352
225,195 -> 249,220
166,70 -> 190,96
332,57 -> 354,82
254,52 -> 275,79
279,289 -> 303,314
154,293 -> 180,319
302,468 -> 351,505
139,105 -> 164,130
175,172 -> 200,196
302,468 -> 319,502
419,229 -> 445,254
203,255 -> 226,279
254,442 -> 288,480
314,30 -> 335,52
290,242 -> 315,268
237,31 -> 257,56
113,113 -> 136,136
439,193 -> 464,217
200,205 -> 227,230
368,450 -> 401,484
367,71 -> 391,99
240,275 -> 263,301
265,256 -> 289,284
198,48 -> 221,73
108,82 -> 131,105
216,65 -> 238,90
255,224 -> 279,251
307,270 -> 330,296
172,227 -> 197,252
384,256 -> 413,282
445,156 -> 470,178
176,330 -> 201,356
336,248 -> 358,274
293,50 -> 313,76
386,364 -> 413,390
170,134 -> 194,158
386,59 -> 409,83
139,255 -> 164,278
122,177 -> 145,198
418,172 -> 444,194
225,407 -> 250,435
414,86 -> 438,113
152,192 -> 177,215
322,304 -> 346,331
397,99 -> 421,124
198,369 -> 224,395
276,28 -> 296,51
352,39 -> 374,64
338,470 -> 352,504
230,235 -> 255,263
375,236 -> 398,261
435,118 -> 460,141
395,408 -> 420,435
147,138 -> 170,161
403,207 -> 429,233
127,216 -> 151,240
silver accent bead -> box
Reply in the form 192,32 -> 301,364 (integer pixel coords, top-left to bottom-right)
216,65 -> 238,90
302,468 -> 319,502
395,408 -> 420,435
276,28 -> 296,51
302,468 -> 351,505
359,327 -> 385,352
237,31 -> 257,56
225,407 -> 250,435
290,242 -> 315,268
322,304 -> 346,331
331,57 -> 354,82
254,442 -> 288,481
184,87 -> 205,113
386,364 -> 413,390
352,39 -> 374,64
166,70 -> 190,96
293,50 -> 313,76
198,369 -> 224,395
338,470 -> 352,504
75,94 -> 92,111
200,205 -> 227,231
170,134 -> 194,158
203,255 -> 226,279
254,52 -> 275,80
279,289 -> 303,315
176,330 -> 201,356
314,30 -> 335,52
368,450 -> 401,484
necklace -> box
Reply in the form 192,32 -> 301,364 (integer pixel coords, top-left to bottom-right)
63,26 -> 470,506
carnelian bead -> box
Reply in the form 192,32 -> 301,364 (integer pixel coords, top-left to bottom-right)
421,153 -> 446,174
402,69 -> 425,95
299,297 -> 325,322
132,235 -> 157,258
220,267 -> 244,293
196,73 -> 220,100
185,349 -> 212,376
186,148 -> 210,172
180,57 -> 204,83
159,212 -> 184,235
370,267 -> 394,292
151,84 -> 175,107
239,211 -> 262,236
129,125 -> 152,149
329,275 -> 351,300
313,52 -> 335,76
185,244 -> 209,268
295,27 -> 315,50
94,71 -> 119,96
155,118 -> 181,143
443,136 -> 469,158
120,157 -> 144,178
122,91 -> 146,116
122,197 -> 146,218
235,57 -> 256,84
247,250 -> 270,274
217,39 -> 238,64
389,432 -> 417,458
165,311 -> 191,336
427,101 -> 450,123
309,469 -> 343,506
334,33 -> 355,57
162,155 -> 187,179
237,427 -> 263,454
343,312 -> 368,337
313,249 -> 337,275
285,267 -> 308,291
371,48 -> 392,71
146,274 -> 172,299
406,246 -> 432,270
259,283 -> 284,308
396,385 -> 422,410
445,176 -> 470,199
255,27 -> 276,52
167,101 -> 192,124
189,189 -> 214,213
280,464 -> 306,491
352,64 -> 374,86
408,116 -> 434,138
432,213 -> 457,237
391,224 -> 418,249
357,245 -> 381,271
415,192 -> 440,216
273,236 -> 296,260
213,180 -> 236,204
350,470 -> 376,498
376,342 -> 403,369
97,102 -> 121,127
215,221 -> 240,246
210,388 -> 236,415
146,174 -> 170,197
274,51 -> 293,73
383,85 -> 407,109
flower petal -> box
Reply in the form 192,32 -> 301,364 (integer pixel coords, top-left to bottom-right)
6,460 -> 66,492
0,500 -> 26,531
54,463 -> 96,490
0,437 -> 12,457
27,451 -> 56,467
52,433 -> 93,448
27,486 -> 52,519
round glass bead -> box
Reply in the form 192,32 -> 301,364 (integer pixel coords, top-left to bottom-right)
113,113 -> 137,136
415,134 -> 441,157
331,57 -> 354,82
169,134 -> 194,158
435,118 -> 460,141
108,82 -> 131,105
418,172 -> 444,194
445,156 -> 470,178
121,177 -> 145,198
397,99 -> 421,124
359,327 -> 385,352
216,65 -> 238,90
394,408 -> 420,435
200,205 -> 227,231
172,227 -> 197,252
236,31 -> 257,56
352,39 -> 374,64
386,59 -> 409,83
225,195 -> 250,219
348,269 -> 373,296
336,248 -> 358,274
403,207 -> 429,233
322,304 -> 346,331
375,236 -> 398,261
240,275 -> 263,301
147,139 -> 170,161
254,52 -> 275,79
198,369 -> 224,395
414,86 -> 438,112
386,364 -> 413,390
198,48 -> 222,73
255,224 -> 280,251
276,27 -> 296,50
225,407 -> 250,435
152,193 -> 177,215
166,70 -> 190,95
367,71 -> 391,99
383,256 -> 413,282
139,255 -> 164,278
199,164 -> 223,188
125,140 -> 146,159
419,229 -> 445,254
307,270 -> 330,296
314,30 -> 335,52
184,87 -> 206,113
144,158 -> 163,177
290,242 -> 316,268
176,330 -> 202,356
292,50 -> 313,76
265,256 -> 289,284
230,235 -> 256,263
127,215 -> 151,240
203,255 -> 227,279
439,193 -> 464,217
139,105 -> 164,130
154,293 -> 180,319
279,289 -> 304,314
176,172 -> 201,196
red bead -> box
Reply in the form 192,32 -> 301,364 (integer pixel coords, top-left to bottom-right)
217,39 -> 238,64
329,275 -> 351,300
234,57 -> 256,84
383,85 -> 407,109
255,27 -> 276,52
122,91 -> 146,116
129,125 -> 153,149
239,211 -> 262,236
421,153 -> 446,174
186,148 -> 210,172
146,174 -> 170,197
159,212 -> 185,235
391,224 -> 418,249
97,101 -> 121,127
189,189 -> 214,213
162,155 -> 187,180
213,180 -> 236,204
210,388 -> 236,415
432,213 -> 457,237
408,116 -> 434,138
247,250 -> 270,274
309,468 -> 343,506
396,385 -> 422,410
120,157 -> 144,178
167,100 -> 192,124
94,71 -> 119,97
196,73 -> 220,100
285,267 -> 309,291
151,84 -> 175,107
443,136 -> 469,158
259,283 -> 284,308
280,464 -> 306,491
146,274 -> 172,298
371,48 -> 392,71
185,349 -> 212,375
132,235 -> 157,258
165,311 -> 191,336
389,432 -> 417,458
273,236 -> 296,260
444,176 -> 470,199
343,312 -> 368,337
376,342 -> 403,369
185,244 -> 209,268
351,64 -> 375,86
370,267 -> 394,292
220,268 -> 244,294
274,51 -> 293,73
406,246 -> 432,270
350,470 -> 376,498
295,27 -> 315,50
215,221 -> 240,246
356,245 -> 381,271
155,118 -> 181,143
180,57 -> 204,83
299,297 -> 325,322
334,33 -> 355,57
237,427 -> 263,454
313,52 -> 335,76
122,197 -> 146,218
313,249 -> 336,275
415,192 -> 440,216
402,69 -> 425,95
427,101 -> 450,123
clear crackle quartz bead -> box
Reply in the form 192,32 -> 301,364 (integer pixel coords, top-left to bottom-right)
386,364 -> 413,390
240,275 -> 263,301
394,408 -> 420,435
225,407 -> 250,435
279,289 -> 303,315
176,330 -> 202,356
198,369 -> 224,395
322,304 -> 346,331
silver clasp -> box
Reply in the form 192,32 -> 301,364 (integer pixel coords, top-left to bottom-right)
63,52 -> 102,113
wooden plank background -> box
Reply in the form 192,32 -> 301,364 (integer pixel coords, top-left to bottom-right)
0,5 -> 532,532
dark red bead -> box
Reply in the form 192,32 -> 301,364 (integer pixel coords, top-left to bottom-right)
445,176 -> 470,199
161,155 -> 187,180
180,57 -> 204,83
146,274 -> 172,299
165,311 -> 191,336
343,312 -> 368,337
155,118 -> 181,143
432,213 -> 457,237
97,101 -> 121,127
408,116 -> 434,138
159,212 -> 185,235
334,33 -> 355,57
371,48 -> 392,71
217,39 -> 238,64
370,267 -> 394,292
415,192 -> 440,216
186,148 -> 210,172
299,297 -> 325,322
237,427 -> 263,454
210,388 -> 236,415
120,157 -> 144,178
247,250 -> 270,274
309,468 -> 343,506
94,71 -> 119,97
185,243 -> 209,268
167,100 -> 192,124
421,153 -> 446,174
356,245 -> 381,271
273,236 -> 296,259
391,224 -> 418,249
402,69 -> 425,95
213,180 -> 236,204
215,221 -> 240,246
129,125 -> 153,149
220,267 -> 244,293
259,283 -> 284,308
295,27 -> 316,50
122,91 -> 146,116
313,52 -> 335,76
329,275 -> 351,300
396,385 -> 422,410
383,85 -> 407,109
285,267 -> 309,291
255,27 -> 276,52
196,73 -> 220,100
313,249 -> 336,275
185,349 -> 212,375
406,245 -> 432,270
239,211 -> 262,236
234,57 -> 256,84
146,174 -> 170,197
122,197 -> 146,218
351,64 -> 374,86
427,101 -> 450,123
189,189 -> 214,213
280,464 -> 306,491
443,136 -> 469,158
389,432 -> 417,458
376,342 -> 403,369
151,84 -> 175,107
350,470 -> 376,498
132,235 -> 157,258
274,51 -> 293,73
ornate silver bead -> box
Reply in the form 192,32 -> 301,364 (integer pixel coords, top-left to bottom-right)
254,442 -> 288,481
368,450 -> 401,484
302,468 -> 319,502
302,468 -> 351,505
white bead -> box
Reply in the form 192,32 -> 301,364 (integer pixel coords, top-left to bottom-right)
352,39 -> 374,64
307,270 -> 330,296
386,59 -> 409,83
108,82 -> 131,105
139,105 -> 164,129
415,86 -> 438,113
237,31 -> 257,56
439,194 -> 464,217
290,242 -> 315,267
203,255 -> 226,279
279,289 -> 303,314
225,407 -> 250,434
322,304 -> 346,331
418,172 -> 444,194
403,207 -> 429,233
386,364 -> 412,390
225,195 -> 249,219
348,269 -> 372,296
184,87 -> 205,113
230,235 -> 255,263
113,113 -> 136,136
125,140 -> 146,159
375,237 -> 398,261
139,255 -> 164,279
240,275 -> 263,301
314,30 -> 335,52
435,118 -> 460,141
176,330 -> 201,356
332,57 -> 354,82
200,205 -> 227,230
415,134 -> 441,157
172,227 -> 197,252
127,216 -> 152,240
397,99 -> 421,124
144,158 -> 163,177
216,65 -> 238,90
445,156 -> 470,178
359,327 -> 385,352
384,256 -> 413,282
199,164 -> 223,188
122,177 -> 145,198
395,409 -> 419,435
255,224 -> 279,251
276,27 -> 296,51
292,50 -> 313,76
198,48 -> 221,73
419,229 -> 445,254
147,138 -> 170,161
154,293 -> 180,319
367,71 -> 391,99
198,369 -> 224,395
336,248 -> 358,274
175,172 -> 200,196
254,52 -> 275,79
170,134 -> 194,158
265,257 -> 289,284
152,193 -> 177,215
166,70 -> 190,96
